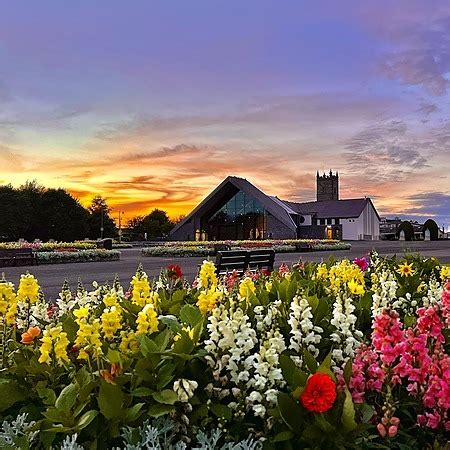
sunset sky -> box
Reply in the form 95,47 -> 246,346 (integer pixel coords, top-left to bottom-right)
0,1 -> 449,228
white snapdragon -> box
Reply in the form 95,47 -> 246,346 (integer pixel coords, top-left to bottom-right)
288,295 -> 323,360
371,269 -> 398,317
173,379 -> 198,402
422,276 -> 442,307
330,293 -> 362,365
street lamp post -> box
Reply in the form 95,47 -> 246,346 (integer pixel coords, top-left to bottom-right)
100,209 -> 104,240
118,211 -> 125,243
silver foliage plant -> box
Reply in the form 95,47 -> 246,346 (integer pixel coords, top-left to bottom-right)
0,413 -> 38,449
0,414 -> 261,449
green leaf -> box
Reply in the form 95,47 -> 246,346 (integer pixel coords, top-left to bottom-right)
180,304 -> 202,327
36,384 -> 56,406
303,349 -> 318,373
74,410 -> 98,431
343,358 -> 353,385
317,352 -> 336,381
210,404 -> 232,420
107,348 -> 121,364
139,335 -> 159,357
0,379 -> 29,412
307,295 -> 319,311
55,384 -> 78,413
279,354 -> 308,388
159,315 -> 182,333
147,403 -> 175,418
125,403 -> 145,422
154,329 -> 170,350
98,381 -> 124,419
156,363 -> 176,390
287,280 -> 298,300
152,389 -> 178,405
315,414 -> 335,433
314,298 -> 329,323
172,289 -> 186,303
341,388 -> 357,432
131,387 -> 154,397
75,366 -> 92,387
273,430 -> 295,442
277,392 -> 304,432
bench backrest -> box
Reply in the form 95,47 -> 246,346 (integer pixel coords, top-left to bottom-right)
248,249 -> 275,272
215,250 -> 249,276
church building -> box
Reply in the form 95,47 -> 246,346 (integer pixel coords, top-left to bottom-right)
170,172 -> 380,241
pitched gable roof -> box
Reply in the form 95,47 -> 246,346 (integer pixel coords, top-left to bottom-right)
170,176 -> 298,235
282,198 -> 379,220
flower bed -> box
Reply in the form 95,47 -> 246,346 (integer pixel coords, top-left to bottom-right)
0,241 -> 96,252
35,249 -> 121,264
0,255 -> 448,448
142,239 -> 350,257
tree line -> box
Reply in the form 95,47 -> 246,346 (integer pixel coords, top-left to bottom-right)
0,181 -> 176,242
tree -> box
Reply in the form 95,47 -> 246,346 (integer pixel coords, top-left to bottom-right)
126,216 -> 146,241
87,196 -> 117,239
142,209 -> 173,239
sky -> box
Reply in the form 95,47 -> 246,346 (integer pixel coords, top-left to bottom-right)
0,0 -> 449,229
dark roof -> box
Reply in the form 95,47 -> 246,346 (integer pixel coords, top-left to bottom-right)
170,176 -> 297,235
281,198 -> 379,219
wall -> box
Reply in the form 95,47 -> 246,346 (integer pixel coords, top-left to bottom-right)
341,202 -> 380,240
267,214 -> 297,239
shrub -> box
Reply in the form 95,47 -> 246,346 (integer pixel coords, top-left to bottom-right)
35,249 -> 120,264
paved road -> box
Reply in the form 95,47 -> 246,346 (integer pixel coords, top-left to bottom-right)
2,240 -> 450,301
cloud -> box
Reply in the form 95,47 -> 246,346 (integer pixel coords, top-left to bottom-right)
343,120 -> 430,181
416,102 -> 439,115
398,191 -> 450,227
363,4 -> 450,95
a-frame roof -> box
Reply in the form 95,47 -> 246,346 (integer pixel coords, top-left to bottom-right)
170,176 -> 298,235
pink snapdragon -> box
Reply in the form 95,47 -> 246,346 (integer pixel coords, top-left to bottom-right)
354,256 -> 369,271
349,290 -> 450,433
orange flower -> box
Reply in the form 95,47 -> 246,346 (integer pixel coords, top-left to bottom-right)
21,326 -> 41,345
100,363 -> 122,384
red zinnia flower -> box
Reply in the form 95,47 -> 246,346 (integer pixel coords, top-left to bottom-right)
167,264 -> 183,279
300,372 -> 337,413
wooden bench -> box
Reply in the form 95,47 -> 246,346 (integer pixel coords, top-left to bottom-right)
0,248 -> 38,267
215,249 -> 275,276
247,249 -> 275,272
215,250 -> 249,276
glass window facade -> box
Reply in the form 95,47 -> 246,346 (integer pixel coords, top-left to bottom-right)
206,191 -> 267,240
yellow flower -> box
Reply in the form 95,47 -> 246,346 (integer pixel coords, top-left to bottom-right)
239,277 -> 256,299
198,260 -> 218,289
130,274 -> 159,307
348,278 -> 365,296
136,304 -> 159,336
119,331 -> 140,355
197,287 -> 222,315
174,326 -> 195,342
73,306 -> 90,323
265,281 -> 273,292
316,264 -> 328,280
101,306 -> 122,339
440,265 -> 450,280
17,274 -> 40,304
396,262 -> 415,277
103,292 -> 119,308
38,326 -> 70,365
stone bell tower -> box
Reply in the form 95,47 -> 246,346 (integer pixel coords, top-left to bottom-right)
316,170 -> 339,202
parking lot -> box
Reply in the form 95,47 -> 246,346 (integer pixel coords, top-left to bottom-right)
2,239 -> 450,301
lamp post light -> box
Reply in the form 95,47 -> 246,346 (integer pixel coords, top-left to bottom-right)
118,211 -> 125,243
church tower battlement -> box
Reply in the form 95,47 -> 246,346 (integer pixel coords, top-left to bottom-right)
316,170 -> 339,202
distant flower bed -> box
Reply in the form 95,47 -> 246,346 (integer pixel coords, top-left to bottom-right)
112,243 -> 133,249
35,249 -> 121,264
0,241 -> 96,252
142,240 -> 350,257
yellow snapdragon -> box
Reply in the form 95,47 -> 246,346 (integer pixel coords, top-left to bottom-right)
119,330 -> 140,355
440,265 -> 450,280
17,274 -> 40,304
239,277 -> 256,299
136,304 -> 159,336
316,264 -> 328,280
130,274 -> 159,307
198,260 -> 218,289
38,326 -> 70,365
100,306 -> 122,339
347,278 -> 365,296
197,287 -> 222,314
73,306 -> 102,360
0,281 -> 17,325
